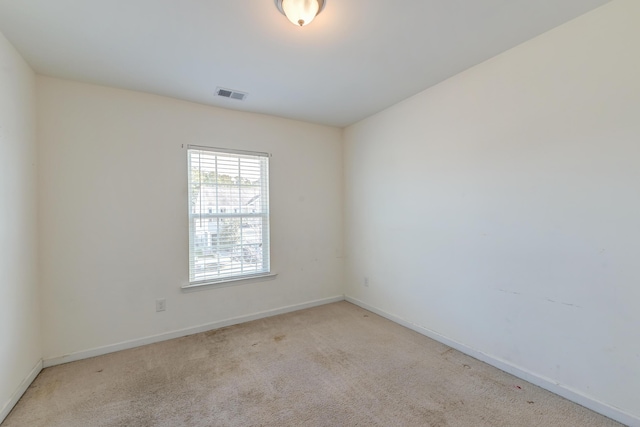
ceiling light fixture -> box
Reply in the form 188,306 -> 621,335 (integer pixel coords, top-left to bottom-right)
275,0 -> 326,27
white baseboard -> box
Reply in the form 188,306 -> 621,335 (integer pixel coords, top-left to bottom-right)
0,359 -> 43,424
43,295 -> 345,368
345,295 -> 638,427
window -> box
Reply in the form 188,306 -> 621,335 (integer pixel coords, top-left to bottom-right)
188,146 -> 270,286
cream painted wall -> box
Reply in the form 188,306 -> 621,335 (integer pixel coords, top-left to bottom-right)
0,32 -> 40,416
344,0 -> 639,421
37,77 -> 343,360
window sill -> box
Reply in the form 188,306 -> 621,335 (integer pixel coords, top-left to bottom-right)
181,273 -> 278,292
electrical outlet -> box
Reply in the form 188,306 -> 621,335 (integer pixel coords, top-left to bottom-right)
156,298 -> 166,312
364,277 -> 369,287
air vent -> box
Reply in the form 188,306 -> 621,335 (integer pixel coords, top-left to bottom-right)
215,87 -> 248,101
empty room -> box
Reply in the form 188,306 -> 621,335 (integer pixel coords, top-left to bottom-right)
1,0 -> 638,425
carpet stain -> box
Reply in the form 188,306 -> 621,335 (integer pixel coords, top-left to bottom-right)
274,334 -> 286,342
414,407 -> 448,427
312,349 -> 350,371
240,389 -> 265,404
205,327 -> 231,338
32,379 -> 60,400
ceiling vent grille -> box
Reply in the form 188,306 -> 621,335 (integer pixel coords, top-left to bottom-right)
215,87 -> 248,101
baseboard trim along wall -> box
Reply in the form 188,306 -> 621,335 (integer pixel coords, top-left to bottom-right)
0,359 -> 43,424
345,295 -> 639,427
43,295 -> 345,368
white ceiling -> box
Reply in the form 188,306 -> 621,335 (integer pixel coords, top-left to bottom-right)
0,0 -> 611,127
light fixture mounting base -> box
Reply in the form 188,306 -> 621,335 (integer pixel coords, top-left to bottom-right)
274,0 -> 326,18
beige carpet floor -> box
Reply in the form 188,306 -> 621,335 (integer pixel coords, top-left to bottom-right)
2,301 -> 624,427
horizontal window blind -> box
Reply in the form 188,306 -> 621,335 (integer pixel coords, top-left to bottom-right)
188,147 -> 270,285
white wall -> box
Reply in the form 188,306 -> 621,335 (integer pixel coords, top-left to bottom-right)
37,77 -> 343,360
344,0 -> 639,422
0,32 -> 40,418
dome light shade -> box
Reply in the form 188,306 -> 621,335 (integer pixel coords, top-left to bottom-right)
275,0 -> 326,27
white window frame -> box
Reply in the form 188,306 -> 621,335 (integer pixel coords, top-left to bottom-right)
185,145 -> 272,288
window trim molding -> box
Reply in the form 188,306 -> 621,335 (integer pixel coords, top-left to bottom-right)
181,272 -> 278,291
187,145 -> 271,287
187,144 -> 271,158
